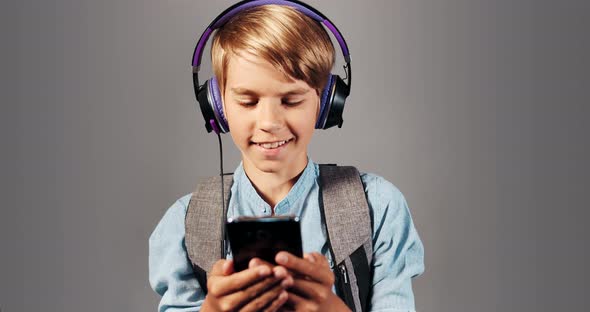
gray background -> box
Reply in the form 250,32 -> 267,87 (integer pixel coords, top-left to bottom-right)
1,0 -> 589,311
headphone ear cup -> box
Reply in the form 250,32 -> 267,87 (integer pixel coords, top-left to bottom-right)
208,77 -> 229,133
196,76 -> 229,134
316,75 -> 335,129
196,77 -> 218,133
322,75 -> 350,129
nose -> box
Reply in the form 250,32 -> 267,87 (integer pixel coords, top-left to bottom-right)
256,100 -> 284,133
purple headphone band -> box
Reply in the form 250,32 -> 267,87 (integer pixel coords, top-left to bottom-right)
191,0 -> 351,72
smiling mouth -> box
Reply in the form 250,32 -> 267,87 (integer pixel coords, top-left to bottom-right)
253,138 -> 294,149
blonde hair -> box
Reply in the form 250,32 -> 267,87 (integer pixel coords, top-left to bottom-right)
211,4 -> 335,96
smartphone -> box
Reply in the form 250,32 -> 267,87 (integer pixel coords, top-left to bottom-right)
226,215 -> 303,272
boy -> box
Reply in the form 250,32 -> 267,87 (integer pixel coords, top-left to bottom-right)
149,2 -> 424,311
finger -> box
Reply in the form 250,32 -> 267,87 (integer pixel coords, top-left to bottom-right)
272,265 -> 294,280
249,257 -> 274,269
210,259 -> 232,276
307,252 -> 330,268
223,259 -> 235,275
208,265 -> 272,296
247,258 -> 294,282
289,278 -> 331,302
278,294 -> 297,312
275,252 -> 333,285
239,283 -> 285,312
221,276 -> 280,311
262,291 -> 288,312
285,291 -> 314,311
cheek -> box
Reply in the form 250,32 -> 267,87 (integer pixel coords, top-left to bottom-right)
293,108 -> 318,138
224,103 -> 244,128
224,105 -> 247,144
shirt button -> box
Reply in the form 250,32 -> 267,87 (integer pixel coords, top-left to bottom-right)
327,256 -> 335,268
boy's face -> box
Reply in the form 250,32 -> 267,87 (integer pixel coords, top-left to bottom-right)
223,52 -> 319,176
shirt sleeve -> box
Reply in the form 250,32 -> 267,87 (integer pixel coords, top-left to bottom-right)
149,194 -> 205,311
361,173 -> 425,312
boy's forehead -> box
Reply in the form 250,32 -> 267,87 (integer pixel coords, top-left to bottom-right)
226,52 -> 287,79
226,52 -> 313,95
230,86 -> 310,96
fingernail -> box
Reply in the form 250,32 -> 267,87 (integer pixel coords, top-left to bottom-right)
281,276 -> 293,288
305,253 -> 316,263
249,258 -> 258,268
273,266 -> 286,278
258,266 -> 270,276
279,291 -> 288,300
276,253 -> 288,264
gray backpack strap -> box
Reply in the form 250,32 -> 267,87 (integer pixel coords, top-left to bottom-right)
185,174 -> 233,293
319,165 -> 373,312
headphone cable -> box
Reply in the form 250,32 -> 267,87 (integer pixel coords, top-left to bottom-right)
216,132 -> 227,259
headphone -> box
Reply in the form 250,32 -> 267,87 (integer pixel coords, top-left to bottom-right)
191,0 -> 352,134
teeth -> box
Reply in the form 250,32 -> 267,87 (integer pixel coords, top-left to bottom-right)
258,139 -> 290,149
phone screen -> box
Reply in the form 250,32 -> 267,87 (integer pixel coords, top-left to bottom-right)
226,216 -> 303,271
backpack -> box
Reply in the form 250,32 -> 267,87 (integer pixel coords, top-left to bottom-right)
185,165 -> 373,312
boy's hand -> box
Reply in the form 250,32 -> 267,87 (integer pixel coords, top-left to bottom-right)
274,252 -> 351,312
201,259 -> 292,312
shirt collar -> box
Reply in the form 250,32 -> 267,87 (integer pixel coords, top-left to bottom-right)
231,157 -> 318,215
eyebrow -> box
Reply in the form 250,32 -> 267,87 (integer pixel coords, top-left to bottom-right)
230,87 -> 309,96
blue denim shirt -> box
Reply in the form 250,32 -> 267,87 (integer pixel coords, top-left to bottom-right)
149,159 -> 425,311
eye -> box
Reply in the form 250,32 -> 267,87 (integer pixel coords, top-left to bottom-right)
238,100 -> 257,107
283,100 -> 303,107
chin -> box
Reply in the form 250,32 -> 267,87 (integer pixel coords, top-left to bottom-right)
241,146 -> 306,175
251,159 -> 285,173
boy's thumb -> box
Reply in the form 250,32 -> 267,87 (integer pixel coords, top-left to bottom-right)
210,259 -> 233,276
222,259 -> 234,275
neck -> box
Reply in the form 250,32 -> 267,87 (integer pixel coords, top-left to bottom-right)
242,157 -> 308,211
